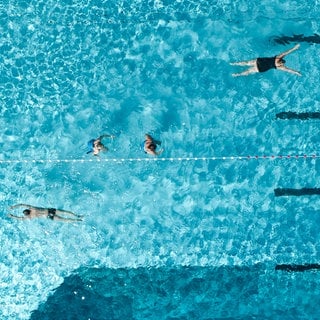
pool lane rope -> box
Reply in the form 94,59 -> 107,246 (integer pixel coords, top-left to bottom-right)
0,154 -> 319,164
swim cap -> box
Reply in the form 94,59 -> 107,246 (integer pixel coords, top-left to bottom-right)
141,141 -> 151,154
86,139 -> 95,154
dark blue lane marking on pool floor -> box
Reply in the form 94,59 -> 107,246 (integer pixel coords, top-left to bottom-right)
275,264 -> 320,272
274,188 -> 320,197
276,112 -> 320,120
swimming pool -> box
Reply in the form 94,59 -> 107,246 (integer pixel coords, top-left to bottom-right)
0,0 -> 319,318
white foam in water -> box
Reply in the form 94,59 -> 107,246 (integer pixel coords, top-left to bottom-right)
0,0 -> 319,318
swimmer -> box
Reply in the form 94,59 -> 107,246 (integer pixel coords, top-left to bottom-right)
143,134 -> 163,156
231,44 -> 301,77
86,134 -> 115,156
8,204 -> 83,222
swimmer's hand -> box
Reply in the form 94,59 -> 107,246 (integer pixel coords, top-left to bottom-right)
7,213 -> 25,219
100,134 -> 115,140
157,148 -> 164,155
9,204 -> 28,209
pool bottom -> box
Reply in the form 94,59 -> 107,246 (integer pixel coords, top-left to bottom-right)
31,264 -> 320,320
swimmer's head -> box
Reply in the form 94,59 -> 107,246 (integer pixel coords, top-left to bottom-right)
279,58 -> 286,65
23,209 -> 31,216
95,141 -> 104,148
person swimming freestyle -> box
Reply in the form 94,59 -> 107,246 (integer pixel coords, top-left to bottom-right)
230,44 -> 301,77
8,204 -> 83,222
86,134 -> 115,156
143,134 -> 163,156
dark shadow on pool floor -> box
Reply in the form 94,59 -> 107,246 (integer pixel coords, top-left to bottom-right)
31,265 -> 261,320
31,264 -> 320,320
271,34 -> 320,45
274,188 -> 320,197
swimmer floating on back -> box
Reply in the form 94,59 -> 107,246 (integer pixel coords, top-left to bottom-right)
86,134 -> 115,156
8,204 -> 83,222
231,44 -> 301,77
143,134 -> 163,156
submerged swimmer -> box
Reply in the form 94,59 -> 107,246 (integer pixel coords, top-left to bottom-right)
8,204 -> 83,222
230,44 -> 301,77
143,134 -> 163,156
86,134 -> 115,156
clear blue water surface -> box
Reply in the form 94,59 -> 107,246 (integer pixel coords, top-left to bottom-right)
0,0 -> 320,319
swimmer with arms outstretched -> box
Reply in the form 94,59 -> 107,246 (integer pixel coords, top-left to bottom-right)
143,134 -> 163,156
231,44 -> 301,77
86,134 -> 115,156
8,204 -> 83,222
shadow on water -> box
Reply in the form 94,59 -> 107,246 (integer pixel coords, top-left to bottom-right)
271,34 -> 320,45
30,264 -> 320,320
31,265 -> 261,320
274,188 -> 320,197
276,111 -> 320,120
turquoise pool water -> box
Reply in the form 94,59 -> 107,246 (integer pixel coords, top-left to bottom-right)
0,0 -> 319,319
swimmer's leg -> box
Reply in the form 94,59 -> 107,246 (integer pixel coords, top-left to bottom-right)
232,67 -> 258,77
56,209 -> 83,218
230,59 -> 256,66
54,215 -> 83,222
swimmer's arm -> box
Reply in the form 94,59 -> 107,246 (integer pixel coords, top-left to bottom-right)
146,149 -> 157,156
146,148 -> 164,156
277,65 -> 302,76
156,149 -> 164,156
277,44 -> 300,58
7,213 -> 28,220
9,204 -> 33,209
99,134 -> 116,140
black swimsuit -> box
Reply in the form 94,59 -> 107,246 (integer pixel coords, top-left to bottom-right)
256,56 -> 276,72
47,208 -> 56,220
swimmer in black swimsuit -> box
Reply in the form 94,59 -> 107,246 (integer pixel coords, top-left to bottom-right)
230,44 -> 301,77
8,204 -> 83,222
